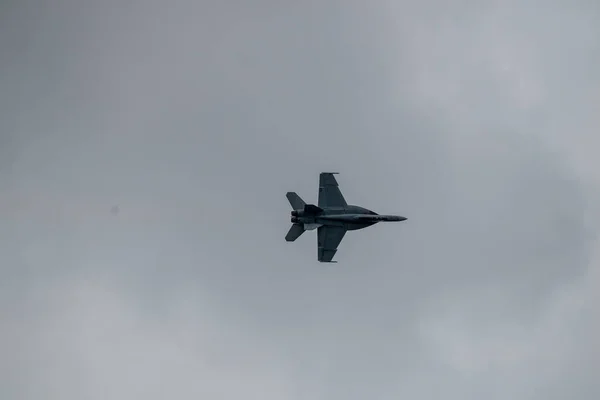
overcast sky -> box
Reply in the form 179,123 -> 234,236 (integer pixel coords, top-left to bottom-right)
1,1 -> 599,399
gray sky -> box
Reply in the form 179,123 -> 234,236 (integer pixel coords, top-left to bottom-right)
1,1 -> 599,399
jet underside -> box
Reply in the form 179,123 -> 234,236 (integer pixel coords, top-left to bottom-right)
285,173 -> 406,262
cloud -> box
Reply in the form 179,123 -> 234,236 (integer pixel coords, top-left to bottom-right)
2,274 -> 293,399
1,1 -> 598,399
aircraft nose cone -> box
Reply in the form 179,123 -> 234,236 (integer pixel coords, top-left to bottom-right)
398,216 -> 407,221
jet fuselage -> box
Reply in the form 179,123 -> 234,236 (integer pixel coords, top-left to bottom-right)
291,205 -> 406,231
285,172 -> 407,262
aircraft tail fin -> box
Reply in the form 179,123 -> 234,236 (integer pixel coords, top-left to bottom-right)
286,192 -> 306,210
285,223 -> 305,242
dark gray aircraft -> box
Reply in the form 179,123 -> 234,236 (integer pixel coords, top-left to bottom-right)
285,172 -> 407,262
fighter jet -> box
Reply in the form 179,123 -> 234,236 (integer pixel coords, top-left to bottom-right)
285,172 -> 407,262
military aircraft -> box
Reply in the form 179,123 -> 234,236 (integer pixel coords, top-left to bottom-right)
285,172 -> 407,262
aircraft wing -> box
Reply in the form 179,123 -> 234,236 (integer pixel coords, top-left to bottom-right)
317,225 -> 347,262
318,172 -> 347,209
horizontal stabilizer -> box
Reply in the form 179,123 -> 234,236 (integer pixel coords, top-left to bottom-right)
286,192 -> 306,210
285,223 -> 305,242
